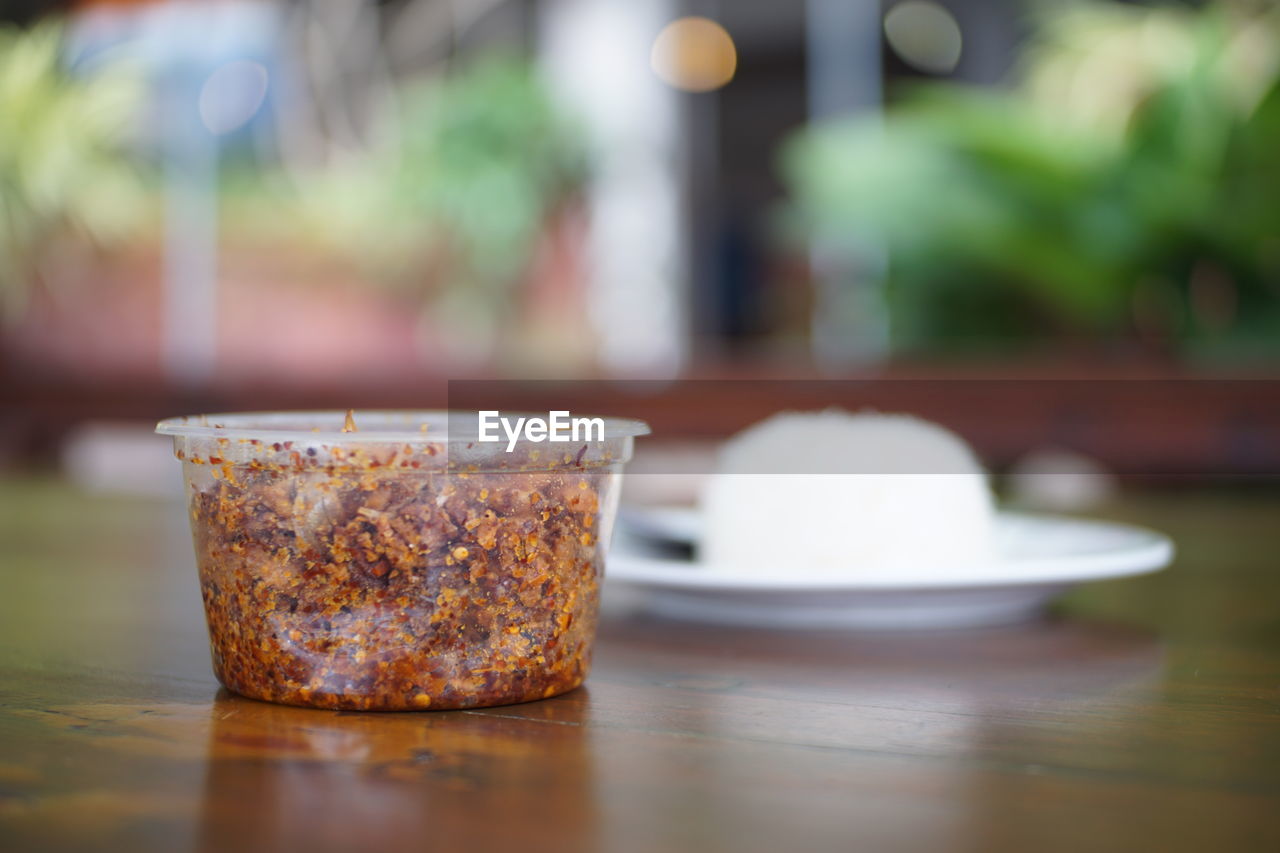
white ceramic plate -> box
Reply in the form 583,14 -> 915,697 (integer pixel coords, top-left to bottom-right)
609,508 -> 1174,629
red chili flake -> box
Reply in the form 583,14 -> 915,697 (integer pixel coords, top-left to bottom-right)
186,454 -> 607,711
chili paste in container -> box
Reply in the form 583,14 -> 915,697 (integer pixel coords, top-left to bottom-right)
158,411 -> 648,711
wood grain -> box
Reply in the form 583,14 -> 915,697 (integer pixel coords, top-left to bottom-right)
1,479 -> 1278,852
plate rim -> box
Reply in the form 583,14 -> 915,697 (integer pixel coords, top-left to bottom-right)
610,509 -> 1174,592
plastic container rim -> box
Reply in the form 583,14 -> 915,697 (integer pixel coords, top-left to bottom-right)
156,409 -> 652,444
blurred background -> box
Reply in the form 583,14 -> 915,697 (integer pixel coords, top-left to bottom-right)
1,0 -> 1278,491
4,6 -> 1280,845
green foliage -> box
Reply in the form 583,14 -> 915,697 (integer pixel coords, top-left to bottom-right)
236,55 -> 588,308
781,2 -> 1280,357
0,22 -> 147,315
394,56 -> 588,290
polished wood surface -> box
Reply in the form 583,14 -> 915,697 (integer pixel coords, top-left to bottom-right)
2,477 -> 1279,852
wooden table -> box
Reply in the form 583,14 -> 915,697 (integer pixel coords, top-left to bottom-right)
2,477 -> 1278,852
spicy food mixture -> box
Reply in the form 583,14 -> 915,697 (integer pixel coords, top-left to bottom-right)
184,443 -> 610,711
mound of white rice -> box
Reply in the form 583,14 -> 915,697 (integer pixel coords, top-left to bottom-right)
701,410 -> 995,576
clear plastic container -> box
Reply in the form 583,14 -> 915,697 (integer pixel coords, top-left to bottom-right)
157,410 -> 648,711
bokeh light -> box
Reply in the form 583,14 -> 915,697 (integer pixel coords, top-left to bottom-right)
883,1 -> 963,75
650,17 -> 737,93
198,59 -> 269,135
